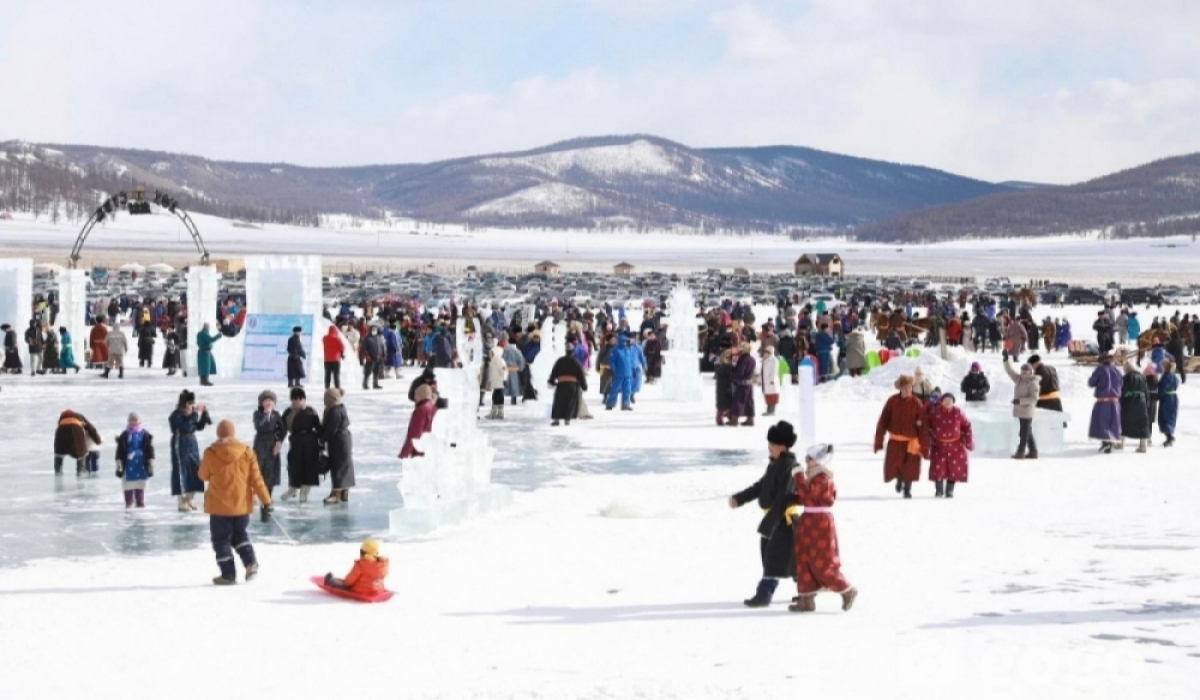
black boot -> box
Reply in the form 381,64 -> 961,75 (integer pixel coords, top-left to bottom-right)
54,456 -> 63,475
902,481 -> 912,499
102,367 -> 110,379
935,480 -> 944,498
743,578 -> 778,608
946,481 -> 956,498
118,367 -> 124,379
895,479 -> 902,494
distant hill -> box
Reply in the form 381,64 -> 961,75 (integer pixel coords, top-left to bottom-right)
0,135 -> 1014,232
852,153 -> 1200,241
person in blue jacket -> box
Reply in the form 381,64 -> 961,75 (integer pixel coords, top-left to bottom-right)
383,324 -> 403,378
629,337 -> 648,401
169,390 -> 212,512
1158,359 -> 1179,447
814,324 -> 837,382
605,335 -> 634,411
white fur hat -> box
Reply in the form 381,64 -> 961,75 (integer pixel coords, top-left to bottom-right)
806,443 -> 834,467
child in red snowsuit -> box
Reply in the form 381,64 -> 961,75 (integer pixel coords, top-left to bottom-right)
324,539 -> 390,596
789,443 -> 857,613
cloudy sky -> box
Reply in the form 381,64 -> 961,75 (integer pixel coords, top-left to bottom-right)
1,0 -> 1197,183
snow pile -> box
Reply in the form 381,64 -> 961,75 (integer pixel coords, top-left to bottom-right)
597,500 -> 643,519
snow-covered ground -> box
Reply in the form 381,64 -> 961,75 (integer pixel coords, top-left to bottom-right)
0,303 -> 1197,699
2,210 -> 1199,283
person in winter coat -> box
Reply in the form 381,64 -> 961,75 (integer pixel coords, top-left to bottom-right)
324,539 -> 390,596
1056,319 -> 1073,351
548,343 -> 588,426
789,443 -> 857,613
88,322 -> 109,368
643,330 -> 663,383
115,412 -> 155,509
874,374 -> 925,499
42,326 -> 61,373
286,326 -> 307,388
730,343 -> 757,427
169,390 -> 212,512
322,326 -> 345,390
925,394 -> 974,497
844,329 -> 867,377
1158,359 -> 1179,447
163,328 -> 182,376
502,339 -> 526,405
1118,361 -> 1150,453
759,345 -> 781,417
1,324 -> 21,373
199,419 -> 273,585
1003,316 -> 1027,361
197,323 -> 220,386
628,339 -> 648,400
360,327 -> 385,390
59,327 -> 79,372
960,362 -> 990,402
137,326 -> 155,368
321,388 -> 354,504
1088,353 -> 1124,453
24,320 -> 44,375
1165,330 -> 1186,384
104,324 -> 128,379
1025,354 -> 1062,412
400,384 -> 438,457
911,367 -> 935,402
54,409 -> 101,476
714,349 -> 735,426
252,390 -> 284,503
605,335 -> 635,411
813,325 -> 836,382
729,421 -> 799,608
281,387 -> 323,502
1002,359 -> 1041,459
483,340 -> 507,419
597,333 -> 615,398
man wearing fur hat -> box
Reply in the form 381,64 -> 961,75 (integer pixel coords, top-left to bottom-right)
200,419 -> 273,585
874,374 -> 926,498
1025,354 -> 1062,412
729,421 -> 799,608
789,443 -> 856,612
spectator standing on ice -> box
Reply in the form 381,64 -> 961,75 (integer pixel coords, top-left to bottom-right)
874,374 -> 925,499
252,390 -> 284,504
789,443 -> 857,613
104,324 -> 128,379
280,387 -> 322,503
548,342 -> 587,427
502,338 -> 526,406
1088,353 -> 1123,454
322,326 -> 344,390
729,343 -> 757,427
729,420 -> 798,608
360,327 -> 384,390
24,320 -> 43,375
59,327 -> 80,373
321,388 -> 354,505
1117,361 -> 1150,453
1002,359 -> 1040,460
759,345 -> 781,417
1158,359 -> 1179,447
2,324 -> 21,374
286,325 -> 306,388
169,390 -> 212,512
199,419 -> 272,585
115,412 -> 154,509
196,322 -> 220,386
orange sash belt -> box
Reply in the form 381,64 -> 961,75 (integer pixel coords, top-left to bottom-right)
935,435 -> 960,443
890,434 -> 922,455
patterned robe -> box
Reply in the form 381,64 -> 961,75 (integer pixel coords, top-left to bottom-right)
793,468 -> 851,595
926,404 -> 974,482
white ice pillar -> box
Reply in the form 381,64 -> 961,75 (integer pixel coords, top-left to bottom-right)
186,265 -> 228,377
244,255 -> 323,379
0,259 -> 33,369
57,270 -> 88,365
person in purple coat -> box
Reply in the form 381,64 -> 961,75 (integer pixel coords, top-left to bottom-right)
1087,352 -> 1124,454
730,342 -> 758,427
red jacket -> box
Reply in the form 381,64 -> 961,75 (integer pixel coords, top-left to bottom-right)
323,328 -> 345,361
343,557 -> 390,595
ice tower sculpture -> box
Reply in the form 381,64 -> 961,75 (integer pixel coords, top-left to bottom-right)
56,269 -> 88,365
661,285 -> 704,402
389,318 -> 511,537
529,316 -> 561,413
0,258 -> 33,368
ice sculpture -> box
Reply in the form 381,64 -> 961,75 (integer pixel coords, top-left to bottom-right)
661,285 -> 704,402
528,316 -> 557,411
0,259 -> 33,368
186,265 -> 244,379
243,255 -> 324,379
389,325 -> 511,537
963,405 -> 1071,456
57,270 -> 88,364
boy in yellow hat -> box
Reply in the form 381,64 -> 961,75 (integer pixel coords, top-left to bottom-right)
324,540 -> 390,596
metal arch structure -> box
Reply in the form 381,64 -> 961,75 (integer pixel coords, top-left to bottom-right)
68,191 -> 211,269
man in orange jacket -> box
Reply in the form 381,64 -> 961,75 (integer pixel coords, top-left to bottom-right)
324,539 -> 390,596
199,420 -> 273,585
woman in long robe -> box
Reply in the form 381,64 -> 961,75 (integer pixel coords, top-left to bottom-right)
790,443 -> 857,613
281,387 -> 323,502
252,390 -> 284,498
548,345 -> 586,427
322,388 -> 355,504
925,394 -> 973,498
169,391 -> 211,512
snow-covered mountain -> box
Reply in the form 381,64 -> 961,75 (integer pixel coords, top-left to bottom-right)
2,135 -> 1015,231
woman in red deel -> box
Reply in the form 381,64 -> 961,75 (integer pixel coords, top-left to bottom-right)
789,443 -> 857,613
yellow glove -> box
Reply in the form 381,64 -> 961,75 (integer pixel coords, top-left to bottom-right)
785,505 -> 802,526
